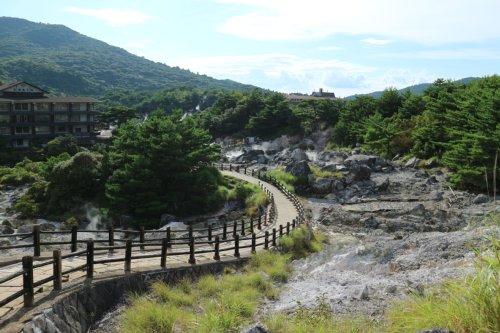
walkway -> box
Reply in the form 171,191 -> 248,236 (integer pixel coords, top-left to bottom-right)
0,168 -> 299,325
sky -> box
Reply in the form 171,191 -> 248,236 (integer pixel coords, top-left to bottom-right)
2,0 -> 500,96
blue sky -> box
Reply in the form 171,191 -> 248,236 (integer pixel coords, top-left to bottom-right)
2,0 -> 499,96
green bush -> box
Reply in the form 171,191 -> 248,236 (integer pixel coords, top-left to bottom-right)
266,168 -> 297,192
279,225 -> 326,259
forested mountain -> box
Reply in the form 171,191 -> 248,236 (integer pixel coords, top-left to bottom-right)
0,17 -> 254,96
346,77 -> 478,99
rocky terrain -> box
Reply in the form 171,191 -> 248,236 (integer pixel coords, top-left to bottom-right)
222,133 -> 499,317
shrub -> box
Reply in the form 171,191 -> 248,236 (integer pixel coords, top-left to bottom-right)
279,225 -> 326,259
266,168 -> 297,192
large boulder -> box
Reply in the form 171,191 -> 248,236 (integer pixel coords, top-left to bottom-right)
285,160 -> 311,178
310,177 -> 333,194
0,224 -> 14,234
234,149 -> 265,164
349,165 -> 371,181
472,194 -> 489,204
291,148 -> 308,162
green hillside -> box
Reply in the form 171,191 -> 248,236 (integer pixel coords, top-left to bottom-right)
0,17 -> 254,96
346,77 -> 479,100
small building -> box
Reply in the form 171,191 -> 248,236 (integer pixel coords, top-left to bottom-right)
0,82 -> 99,148
285,88 -> 336,103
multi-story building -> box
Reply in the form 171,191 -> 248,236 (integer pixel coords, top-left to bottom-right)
286,88 -> 336,103
0,81 -> 99,148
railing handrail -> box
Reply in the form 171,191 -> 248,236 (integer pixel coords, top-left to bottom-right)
0,163 -> 306,312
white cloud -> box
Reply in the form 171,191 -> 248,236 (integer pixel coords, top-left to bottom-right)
317,46 -> 343,51
170,53 -> 434,96
215,0 -> 500,44
64,7 -> 150,27
362,38 -> 392,46
383,48 -> 500,60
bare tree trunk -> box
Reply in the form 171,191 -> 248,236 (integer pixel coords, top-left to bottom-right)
484,167 -> 489,197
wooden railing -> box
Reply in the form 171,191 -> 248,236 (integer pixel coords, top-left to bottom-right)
0,164 -> 305,310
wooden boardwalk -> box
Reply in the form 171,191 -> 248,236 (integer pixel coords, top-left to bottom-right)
0,167 -> 300,325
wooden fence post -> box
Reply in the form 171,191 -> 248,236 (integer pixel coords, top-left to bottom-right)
166,227 -> 171,248
71,226 -> 77,252
264,231 -> 269,249
229,164 -> 232,171
86,240 -> 94,279
22,256 -> 33,307
188,236 -> 196,265
250,218 -> 254,233
108,226 -> 114,254
287,222 -> 290,235
208,225 -> 212,242
251,169 -> 254,177
232,221 -> 237,239
161,238 -> 167,268
139,226 -> 145,251
53,249 -> 62,291
33,225 -> 40,257
258,213 -> 262,228
234,234 -> 240,258
188,226 -> 193,240
213,236 -> 220,261
257,215 -> 261,230
272,228 -> 277,246
251,233 -> 256,253
292,219 -> 296,229
222,222 -> 227,240
240,220 -> 245,236
124,240 -> 132,273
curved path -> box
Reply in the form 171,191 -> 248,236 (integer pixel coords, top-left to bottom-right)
0,169 -> 299,325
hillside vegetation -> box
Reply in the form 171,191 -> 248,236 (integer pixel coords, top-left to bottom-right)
0,17 -> 254,95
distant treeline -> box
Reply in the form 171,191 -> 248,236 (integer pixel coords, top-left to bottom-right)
102,76 -> 499,193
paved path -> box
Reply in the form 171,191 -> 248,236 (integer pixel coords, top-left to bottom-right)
0,170 -> 298,323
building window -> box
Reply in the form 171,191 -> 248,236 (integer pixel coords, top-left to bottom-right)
54,103 -> 68,111
14,139 -> 29,147
14,103 -> 29,111
74,126 -> 87,133
0,127 -> 9,135
72,103 -> 87,111
0,103 -> 9,111
71,114 -> 87,122
34,103 -> 50,111
54,114 -> 69,122
15,126 -> 31,134
35,115 -> 50,122
16,115 -> 30,123
56,126 -> 67,133
35,126 -> 51,134
0,115 -> 9,123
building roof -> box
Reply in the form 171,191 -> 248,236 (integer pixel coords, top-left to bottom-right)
0,81 -> 47,93
0,96 -> 99,103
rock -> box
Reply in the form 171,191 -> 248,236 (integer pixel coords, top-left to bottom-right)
419,329 -> 453,333
377,178 -> 390,192
362,216 -> 379,229
256,154 -> 269,164
291,148 -> 308,162
234,149 -> 265,164
2,220 -> 12,227
349,165 -> 371,181
472,194 -> 489,204
285,160 -> 311,178
425,158 -> 439,168
359,285 -> 370,300
311,177 -> 333,194
36,220 -> 57,231
160,214 -> 177,227
0,239 -> 11,247
1,224 -> 14,234
17,224 -> 36,234
429,190 -> 444,201
409,204 -> 428,217
344,154 -> 376,167
426,175 -> 438,184
405,157 -> 420,168
386,285 -> 398,294
244,323 -> 268,333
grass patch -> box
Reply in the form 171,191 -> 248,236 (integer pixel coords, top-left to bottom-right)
119,227 -> 327,332
279,225 -> 327,259
386,237 -> 500,333
266,168 -> 297,192
309,164 -> 343,179
265,301 -> 379,333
